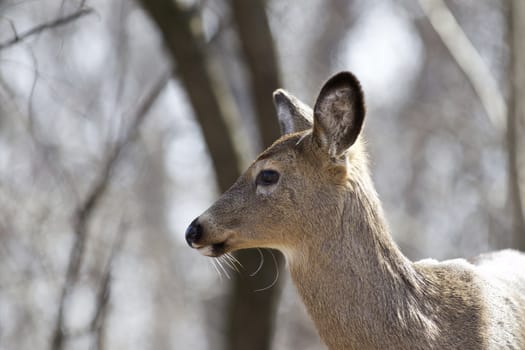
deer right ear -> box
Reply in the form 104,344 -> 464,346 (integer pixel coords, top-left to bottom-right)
273,89 -> 313,136
312,72 -> 365,158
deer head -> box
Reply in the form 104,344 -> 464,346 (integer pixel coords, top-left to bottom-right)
185,72 -> 525,350
185,72 -> 367,261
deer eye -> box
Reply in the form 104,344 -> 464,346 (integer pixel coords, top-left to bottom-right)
256,170 -> 280,186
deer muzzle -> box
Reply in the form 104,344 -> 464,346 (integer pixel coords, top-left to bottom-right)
185,215 -> 231,257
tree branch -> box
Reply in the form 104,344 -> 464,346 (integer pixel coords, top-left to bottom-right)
90,219 -> 128,350
0,8 -> 94,50
417,0 -> 507,133
49,73 -> 169,350
508,0 -> 525,251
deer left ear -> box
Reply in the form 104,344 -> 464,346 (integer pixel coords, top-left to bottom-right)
273,89 -> 313,136
312,71 -> 365,158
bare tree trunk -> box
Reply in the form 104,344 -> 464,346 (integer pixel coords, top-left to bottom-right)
230,0 -> 281,148
508,0 -> 525,251
137,2 -> 285,350
225,2 -> 284,350
138,0 -> 243,192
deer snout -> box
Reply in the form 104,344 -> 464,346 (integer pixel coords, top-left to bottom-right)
185,214 -> 234,257
185,218 -> 203,247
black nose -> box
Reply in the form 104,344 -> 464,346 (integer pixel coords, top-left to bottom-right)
185,218 -> 202,247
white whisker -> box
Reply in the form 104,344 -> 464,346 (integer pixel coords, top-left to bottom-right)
224,253 -> 241,273
221,255 -> 237,273
210,258 -> 222,279
254,250 -> 280,292
226,253 -> 244,270
295,132 -> 309,146
250,248 -> 265,277
216,257 -> 231,279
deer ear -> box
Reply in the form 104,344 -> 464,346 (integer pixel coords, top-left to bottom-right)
273,89 -> 313,136
312,72 -> 365,158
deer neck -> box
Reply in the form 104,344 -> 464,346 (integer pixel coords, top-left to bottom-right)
286,176 -> 435,349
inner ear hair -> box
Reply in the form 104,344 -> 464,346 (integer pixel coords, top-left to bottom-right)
273,89 -> 313,136
312,71 -> 366,158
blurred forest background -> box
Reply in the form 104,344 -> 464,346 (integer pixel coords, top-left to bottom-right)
1,0 -> 524,349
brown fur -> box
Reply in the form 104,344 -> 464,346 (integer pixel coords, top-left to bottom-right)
188,72 -> 525,349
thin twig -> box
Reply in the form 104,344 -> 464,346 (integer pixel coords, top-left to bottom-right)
0,8 -> 94,50
90,220 -> 129,350
27,48 -> 38,131
49,73 -> 170,350
417,0 -> 507,133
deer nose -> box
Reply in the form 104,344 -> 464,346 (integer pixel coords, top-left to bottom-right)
185,218 -> 202,247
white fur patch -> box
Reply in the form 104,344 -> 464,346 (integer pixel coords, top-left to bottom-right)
197,246 -> 215,257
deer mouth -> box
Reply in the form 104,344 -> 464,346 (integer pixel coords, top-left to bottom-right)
196,241 -> 227,257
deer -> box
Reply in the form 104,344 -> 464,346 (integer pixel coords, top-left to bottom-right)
185,71 -> 525,349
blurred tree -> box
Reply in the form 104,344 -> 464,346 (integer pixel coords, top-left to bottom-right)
138,1 -> 284,349
508,0 -> 525,251
138,0 -> 242,193
404,0 -> 514,257
231,0 -> 281,148
226,1 -> 283,350
50,73 -> 169,350
2,1 -> 523,349
305,0 -> 356,92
